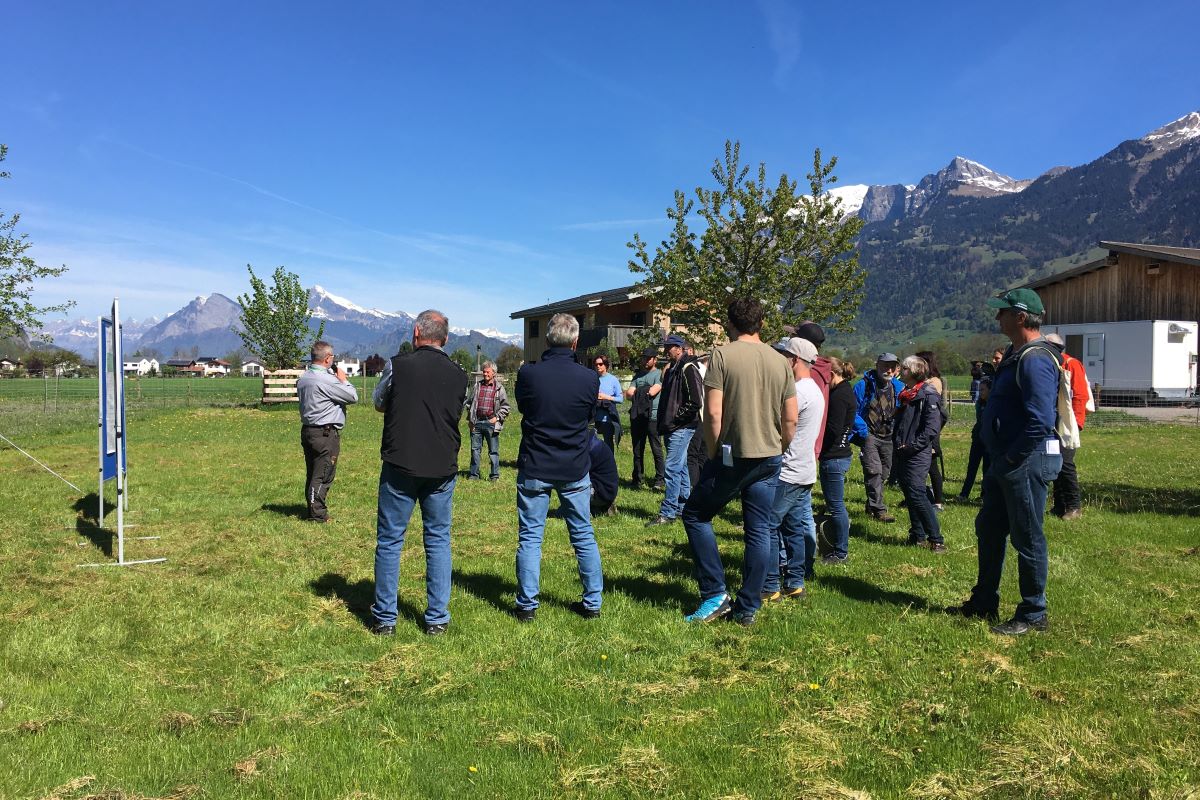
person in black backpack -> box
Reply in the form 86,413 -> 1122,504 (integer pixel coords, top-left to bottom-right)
949,289 -> 1061,637
853,353 -> 903,522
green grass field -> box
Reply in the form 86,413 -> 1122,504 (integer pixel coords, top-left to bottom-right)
2,402 -> 1198,799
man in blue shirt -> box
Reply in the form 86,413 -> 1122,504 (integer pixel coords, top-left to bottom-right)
951,288 -> 1063,636
512,313 -> 604,622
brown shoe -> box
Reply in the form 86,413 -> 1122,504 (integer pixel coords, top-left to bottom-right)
928,541 -> 947,553
1061,508 -> 1082,520
871,511 -> 897,523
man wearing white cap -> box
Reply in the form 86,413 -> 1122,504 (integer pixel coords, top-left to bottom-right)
762,337 -> 825,601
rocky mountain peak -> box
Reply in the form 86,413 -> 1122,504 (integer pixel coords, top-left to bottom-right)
1141,110 -> 1200,150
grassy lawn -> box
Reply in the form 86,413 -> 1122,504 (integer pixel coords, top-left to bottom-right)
1,402 -> 1198,799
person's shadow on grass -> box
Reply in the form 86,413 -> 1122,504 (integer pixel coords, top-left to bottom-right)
309,572 -> 422,631
817,573 -> 928,610
261,502 -> 309,520
73,494 -> 114,557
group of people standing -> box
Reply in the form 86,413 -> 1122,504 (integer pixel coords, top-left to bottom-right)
294,284 -> 1080,638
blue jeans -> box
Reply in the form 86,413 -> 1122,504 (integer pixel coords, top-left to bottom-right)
371,463 -> 455,627
515,472 -> 604,612
469,421 -> 500,479
682,455 -> 782,615
898,449 -> 942,544
763,479 -> 820,592
819,456 -> 852,558
660,427 -> 696,518
764,481 -> 816,592
971,448 -> 1062,621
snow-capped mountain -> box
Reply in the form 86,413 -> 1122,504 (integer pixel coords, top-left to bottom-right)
907,156 -> 1031,209
36,314 -> 161,355
828,184 -> 870,219
135,294 -> 246,357
309,285 -> 411,326
451,326 -> 523,347
1141,110 -> 1200,151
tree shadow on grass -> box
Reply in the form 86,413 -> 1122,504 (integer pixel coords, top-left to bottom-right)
817,573 -> 928,610
1084,483 -> 1200,517
73,494 -> 114,557
261,502 -> 309,520
310,572 -> 422,631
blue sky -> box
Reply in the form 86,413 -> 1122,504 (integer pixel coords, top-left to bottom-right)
6,0 -> 1200,334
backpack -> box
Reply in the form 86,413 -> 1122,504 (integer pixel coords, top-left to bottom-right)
1017,344 -> 1081,450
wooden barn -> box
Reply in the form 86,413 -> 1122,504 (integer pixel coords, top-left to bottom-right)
1025,241 -> 1200,399
509,283 -> 660,364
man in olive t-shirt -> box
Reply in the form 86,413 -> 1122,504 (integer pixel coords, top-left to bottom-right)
681,298 -> 798,626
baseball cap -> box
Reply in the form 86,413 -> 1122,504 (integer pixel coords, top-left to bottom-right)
795,321 -> 825,347
775,337 -> 818,364
876,352 -> 899,363
987,288 -> 1044,315
663,334 -> 687,350
640,346 -> 660,359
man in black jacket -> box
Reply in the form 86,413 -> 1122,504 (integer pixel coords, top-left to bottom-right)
368,310 -> 468,637
512,313 -> 604,622
647,334 -> 705,527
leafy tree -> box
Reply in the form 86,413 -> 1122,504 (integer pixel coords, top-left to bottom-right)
496,344 -> 524,373
398,341 -> 414,355
628,141 -> 865,351
0,145 -> 74,339
450,348 -> 474,372
235,265 -> 324,370
223,347 -> 249,370
364,353 -> 387,376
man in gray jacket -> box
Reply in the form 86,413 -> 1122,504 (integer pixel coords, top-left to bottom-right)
296,340 -> 358,522
465,360 -> 511,481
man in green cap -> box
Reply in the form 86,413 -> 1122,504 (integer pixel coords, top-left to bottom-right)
950,288 -> 1063,636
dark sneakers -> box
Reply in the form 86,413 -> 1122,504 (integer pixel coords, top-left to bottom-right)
870,510 -> 897,523
514,608 -> 537,623
645,515 -> 676,527
424,623 -> 448,636
730,610 -> 756,627
990,617 -> 1049,636
928,541 -> 947,553
821,554 -> 848,565
369,622 -> 396,636
1060,508 -> 1083,520
568,601 -> 601,619
945,602 -> 999,622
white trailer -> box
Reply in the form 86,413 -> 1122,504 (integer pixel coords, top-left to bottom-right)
1042,320 -> 1198,402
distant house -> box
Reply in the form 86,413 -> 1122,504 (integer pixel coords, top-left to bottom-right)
194,357 -> 231,377
164,359 -> 204,376
242,359 -> 265,377
122,358 -> 159,376
1023,240 -> 1200,398
0,358 -> 18,372
336,358 -> 361,377
510,283 -> 709,364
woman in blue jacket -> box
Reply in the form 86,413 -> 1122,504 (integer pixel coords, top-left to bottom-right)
893,355 -> 946,551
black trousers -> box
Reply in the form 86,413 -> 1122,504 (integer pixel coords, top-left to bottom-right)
961,424 -> 990,499
301,425 -> 341,521
630,415 -> 664,485
1052,445 -> 1080,512
927,433 -> 944,504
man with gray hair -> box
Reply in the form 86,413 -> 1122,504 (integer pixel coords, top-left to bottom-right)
297,340 -> 358,523
465,360 -> 510,481
512,312 -> 604,622
369,310 -> 468,636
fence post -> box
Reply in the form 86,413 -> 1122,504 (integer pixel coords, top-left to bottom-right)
54,375 -> 59,413
43,373 -> 48,413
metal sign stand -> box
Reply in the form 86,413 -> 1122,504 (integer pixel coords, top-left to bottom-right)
80,298 -> 165,568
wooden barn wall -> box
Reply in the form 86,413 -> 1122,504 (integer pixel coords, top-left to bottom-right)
1041,254 -> 1200,325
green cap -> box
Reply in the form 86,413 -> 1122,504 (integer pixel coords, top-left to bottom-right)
987,288 -> 1044,315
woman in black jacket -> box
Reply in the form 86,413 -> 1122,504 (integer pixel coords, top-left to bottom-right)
819,358 -> 858,565
893,355 -> 946,551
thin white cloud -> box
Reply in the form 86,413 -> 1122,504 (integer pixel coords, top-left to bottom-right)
758,0 -> 803,89
559,217 -> 667,232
